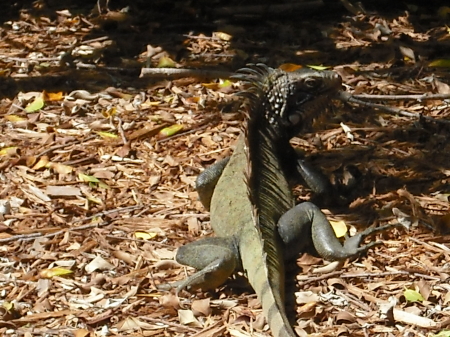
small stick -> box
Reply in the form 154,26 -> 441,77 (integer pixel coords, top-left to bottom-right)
353,93 -> 450,101
338,91 -> 450,124
140,67 -> 231,80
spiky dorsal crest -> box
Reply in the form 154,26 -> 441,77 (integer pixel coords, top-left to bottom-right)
233,65 -> 294,243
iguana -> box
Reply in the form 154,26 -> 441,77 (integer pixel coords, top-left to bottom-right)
167,64 -> 395,337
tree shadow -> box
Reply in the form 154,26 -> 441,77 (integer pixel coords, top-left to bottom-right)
1,0 -> 449,99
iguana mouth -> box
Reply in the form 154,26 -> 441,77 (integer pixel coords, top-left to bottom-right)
287,89 -> 341,133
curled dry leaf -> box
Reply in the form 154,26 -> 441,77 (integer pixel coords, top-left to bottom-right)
178,309 -> 202,327
159,293 -> 180,309
335,311 -> 356,324
191,298 -> 211,316
114,316 -> 157,331
85,256 -> 115,273
295,291 -> 320,305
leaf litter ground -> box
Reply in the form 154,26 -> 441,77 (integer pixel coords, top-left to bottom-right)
0,1 -> 450,336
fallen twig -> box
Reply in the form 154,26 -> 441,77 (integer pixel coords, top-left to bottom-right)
298,269 -> 439,287
139,67 -> 231,80
338,91 -> 450,124
353,93 -> 450,101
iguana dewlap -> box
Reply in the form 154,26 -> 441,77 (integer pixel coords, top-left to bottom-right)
168,65 -> 394,337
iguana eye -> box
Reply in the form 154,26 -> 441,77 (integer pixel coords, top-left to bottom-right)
304,77 -> 320,89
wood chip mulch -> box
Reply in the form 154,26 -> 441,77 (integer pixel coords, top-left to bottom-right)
0,1 -> 450,336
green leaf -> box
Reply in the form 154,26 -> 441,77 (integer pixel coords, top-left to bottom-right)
157,56 -> 176,68
97,180 -> 110,189
25,95 -> 45,113
429,59 -> 450,68
96,131 -> 118,139
403,288 -> 424,303
431,330 -> 450,337
78,173 -> 100,183
159,124 -> 183,137
219,79 -> 233,88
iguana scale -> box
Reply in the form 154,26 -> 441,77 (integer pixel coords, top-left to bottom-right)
168,64 -> 394,337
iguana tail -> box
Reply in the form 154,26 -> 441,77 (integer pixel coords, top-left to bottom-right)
240,231 -> 297,337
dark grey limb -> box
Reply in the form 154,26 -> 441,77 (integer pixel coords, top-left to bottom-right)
196,157 -> 230,211
296,159 -> 334,198
277,202 -> 398,261
161,237 -> 238,294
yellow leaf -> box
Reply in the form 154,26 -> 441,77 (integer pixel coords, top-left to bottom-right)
428,59 -> 450,68
25,94 -> 45,113
96,131 -> 118,139
101,107 -> 117,118
0,147 -> 19,156
214,31 -> 232,41
307,65 -> 330,71
279,63 -> 303,72
329,220 -> 348,238
32,156 -> 48,170
44,91 -> 64,101
202,82 -> 220,89
135,231 -> 158,240
2,301 -> 14,311
4,115 -> 27,122
158,56 -> 176,68
32,156 -> 49,170
40,267 -> 74,279
159,124 -> 183,137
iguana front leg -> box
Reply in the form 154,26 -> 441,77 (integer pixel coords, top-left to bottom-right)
281,145 -> 361,206
196,157 -> 230,211
163,237 -> 239,293
297,160 -> 362,206
277,202 -> 397,261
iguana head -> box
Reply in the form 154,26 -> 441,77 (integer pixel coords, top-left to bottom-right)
235,64 -> 342,138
